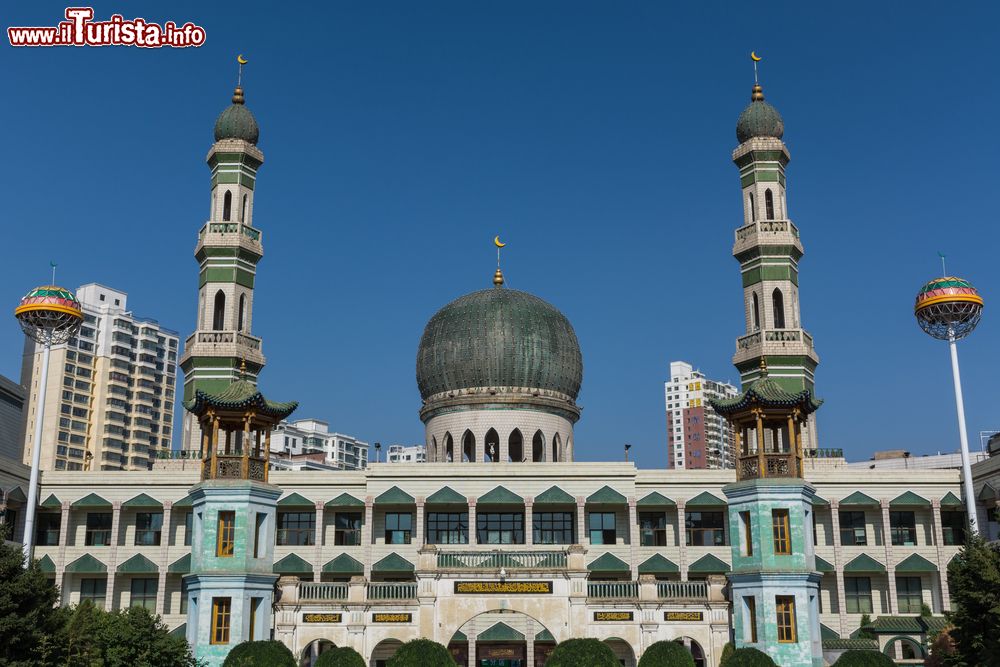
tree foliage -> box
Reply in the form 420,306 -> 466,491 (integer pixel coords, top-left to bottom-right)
636,640 -> 695,667
944,532 -> 1000,667
832,649 -> 895,667
926,629 -> 956,667
724,647 -> 776,667
856,614 -> 875,640
719,642 -> 736,667
315,646 -> 366,667
223,639 -> 296,666
0,537 -> 64,666
386,638 -> 456,667
545,638 -> 618,667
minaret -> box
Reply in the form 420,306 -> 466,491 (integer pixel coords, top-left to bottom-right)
180,74 -> 266,452
731,79 -> 821,450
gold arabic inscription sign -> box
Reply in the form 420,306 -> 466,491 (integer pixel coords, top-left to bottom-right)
593,611 -> 634,622
302,613 -> 342,623
664,611 -> 703,621
454,581 -> 553,594
372,612 -> 412,623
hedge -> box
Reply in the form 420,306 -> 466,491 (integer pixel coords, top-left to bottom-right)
832,650 -> 896,667
546,638 -> 619,667
223,640 -> 296,667
386,638 -> 456,667
724,647 -> 776,667
314,646 -> 366,667
637,640 -> 695,667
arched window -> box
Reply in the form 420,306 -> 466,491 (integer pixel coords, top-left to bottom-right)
223,191 -> 232,221
527,431 -> 542,462
748,192 -> 756,222
240,194 -> 248,222
212,290 -> 226,330
462,431 -> 475,463
551,433 -> 561,462
507,429 -> 524,462
752,292 -> 760,331
237,294 -> 246,332
485,428 -> 499,462
772,288 -> 785,329
764,189 -> 774,220
444,433 -> 454,463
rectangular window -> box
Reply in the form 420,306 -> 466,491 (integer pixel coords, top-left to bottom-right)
739,511 -> 753,556
686,511 -> 725,546
211,597 -> 231,645
533,511 -> 574,545
80,578 -> 107,607
775,596 -> 797,643
85,512 -> 112,546
426,512 -> 469,544
184,512 -> 193,547
334,512 -> 362,546
588,512 -> 617,545
845,576 -> 873,614
477,512 -> 525,544
180,579 -> 188,614
249,597 -> 261,641
941,511 -> 966,546
130,577 -> 158,610
384,512 -> 412,545
276,511 -> 315,546
897,576 -> 923,613
36,513 -> 60,546
254,513 -> 266,557
839,511 -> 867,546
217,511 -> 235,557
772,509 -> 791,555
134,512 -> 163,546
890,511 -> 917,546
744,595 -> 758,643
638,512 -> 667,547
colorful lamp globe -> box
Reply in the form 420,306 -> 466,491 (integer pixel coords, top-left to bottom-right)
14,285 -> 84,344
914,276 -> 984,341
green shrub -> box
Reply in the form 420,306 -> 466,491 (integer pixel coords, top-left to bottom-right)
719,642 -> 736,666
856,614 -> 875,639
315,646 -> 366,667
724,647 -> 776,667
223,639 -> 296,667
832,649 -> 896,667
637,640 -> 695,667
545,638 -> 618,667
386,638 -> 456,667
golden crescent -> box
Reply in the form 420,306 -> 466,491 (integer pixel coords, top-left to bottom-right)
494,236 -> 506,248
237,54 -> 248,65
750,51 -> 761,62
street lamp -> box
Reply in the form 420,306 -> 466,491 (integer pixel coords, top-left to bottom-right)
374,442 -> 381,463
624,443 -> 632,462
914,275 -> 984,532
14,284 -> 83,562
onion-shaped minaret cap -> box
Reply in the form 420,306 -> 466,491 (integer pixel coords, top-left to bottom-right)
914,276 -> 984,341
214,86 -> 260,144
736,84 -> 785,144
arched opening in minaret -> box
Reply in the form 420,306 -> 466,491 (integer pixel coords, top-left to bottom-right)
240,194 -> 247,222
237,294 -> 246,332
748,192 -> 756,222
508,429 -> 523,463
764,188 -> 775,220
444,433 -> 454,462
528,430 -> 543,462
752,292 -> 760,331
223,190 -> 232,221
430,436 -> 438,462
772,288 -> 786,329
212,290 -> 226,330
462,430 -> 475,463
551,433 -> 561,462
484,428 -> 499,462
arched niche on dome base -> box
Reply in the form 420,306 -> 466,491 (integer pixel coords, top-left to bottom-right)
508,429 -> 524,463
444,432 -> 454,463
462,430 -> 475,463
484,428 -> 500,462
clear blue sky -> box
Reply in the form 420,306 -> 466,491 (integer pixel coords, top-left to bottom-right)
3,2 -> 998,468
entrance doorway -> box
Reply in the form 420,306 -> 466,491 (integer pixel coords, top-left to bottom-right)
477,643 -> 525,666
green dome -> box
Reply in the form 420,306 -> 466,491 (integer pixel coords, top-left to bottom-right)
736,84 -> 784,144
416,286 -> 583,401
214,87 -> 259,144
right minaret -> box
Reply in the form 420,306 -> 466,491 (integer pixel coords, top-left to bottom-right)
731,80 -> 821,450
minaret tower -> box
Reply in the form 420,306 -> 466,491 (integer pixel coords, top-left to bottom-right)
180,67 -> 266,451
731,73 -> 821,449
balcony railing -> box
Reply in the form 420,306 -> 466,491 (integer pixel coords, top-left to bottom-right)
202,454 -> 267,482
367,582 -> 417,600
734,219 -> 800,242
587,581 -> 638,599
436,550 -> 567,570
198,222 -> 262,244
657,581 -> 708,600
805,447 -> 844,459
737,452 -> 800,480
299,582 -> 348,602
737,328 -> 814,353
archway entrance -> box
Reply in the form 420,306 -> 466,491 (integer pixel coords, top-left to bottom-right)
300,640 -> 335,667
604,638 -> 636,667
452,609 -> 555,667
371,639 -> 402,667
674,637 -> 705,667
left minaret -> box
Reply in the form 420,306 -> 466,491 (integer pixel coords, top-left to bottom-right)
180,80 -> 266,452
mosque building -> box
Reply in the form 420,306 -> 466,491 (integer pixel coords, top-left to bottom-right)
3,69 -> 993,667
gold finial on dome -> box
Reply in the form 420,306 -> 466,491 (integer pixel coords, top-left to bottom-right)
493,268 -> 504,287
493,235 -> 507,287
232,86 -> 245,105
239,358 -> 247,379
751,83 -> 764,102
759,357 -> 768,375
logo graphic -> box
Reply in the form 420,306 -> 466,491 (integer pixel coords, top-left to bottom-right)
9,7 -> 206,48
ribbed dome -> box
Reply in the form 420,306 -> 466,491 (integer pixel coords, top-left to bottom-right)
416,287 -> 583,401
214,87 -> 259,144
736,84 -> 784,144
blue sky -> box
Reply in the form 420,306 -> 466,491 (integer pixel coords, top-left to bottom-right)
3,2 -> 998,468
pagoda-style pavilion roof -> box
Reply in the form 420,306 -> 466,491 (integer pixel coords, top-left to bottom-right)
183,379 -> 297,420
709,372 -> 822,417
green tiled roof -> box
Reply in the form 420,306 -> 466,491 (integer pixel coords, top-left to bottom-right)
65,554 -> 107,574
709,372 -> 822,416
183,379 -> 297,420
533,486 -> 575,505
535,629 -> 555,642
864,616 -> 924,634
323,553 -> 364,575
890,491 -> 930,507
638,554 -> 679,575
426,486 -> 467,506
277,492 -> 313,507
923,616 -> 949,633
37,555 -> 55,573
326,493 -> 364,508
450,630 -> 467,643
273,553 -> 313,575
688,554 -> 730,574
372,552 -> 414,574
478,622 -> 524,642
39,494 -> 61,509
844,553 -> 886,573
587,553 -> 630,574
168,554 -> 191,574
686,491 -> 726,507
823,639 -> 879,650
895,553 -> 937,572
374,486 -> 415,505
587,486 -> 627,505
940,492 -> 964,508
71,493 -> 111,509
478,486 -> 523,505
172,495 -> 193,508
840,491 -> 879,507
121,493 -> 162,510
117,554 -> 158,574
637,491 -> 676,507
815,556 -> 835,573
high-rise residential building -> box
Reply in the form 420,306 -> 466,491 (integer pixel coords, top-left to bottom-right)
386,444 -> 426,463
271,418 -> 369,470
19,283 -> 179,471
0,374 -> 26,462
664,361 -> 738,469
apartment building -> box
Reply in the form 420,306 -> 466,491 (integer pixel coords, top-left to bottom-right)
386,444 -> 426,463
272,418 -> 369,470
665,361 -> 738,469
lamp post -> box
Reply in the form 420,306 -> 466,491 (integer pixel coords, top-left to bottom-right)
13,285 -> 83,562
624,443 -> 632,462
374,442 -> 381,463
914,275 -> 984,532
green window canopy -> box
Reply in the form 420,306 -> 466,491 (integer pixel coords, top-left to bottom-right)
425,486 -> 467,506
478,622 -> 525,642
273,553 -> 313,575
637,491 -> 676,507
372,552 -> 414,574
889,491 -> 930,508
323,553 -> 364,576
168,554 -> 191,574
638,554 -> 679,575
895,553 -> 937,572
811,495 -> 830,506
172,495 -> 194,508
839,491 -> 879,507
940,491 -> 964,508
277,492 -> 313,507
586,486 -> 627,505
587,552 -> 630,574
374,486 -> 415,505
820,624 -> 839,641
71,493 -> 112,509
688,554 -> 730,574
65,553 -> 107,574
535,629 -> 555,642
977,483 -> 996,501
169,624 -> 186,639
39,494 -> 61,509
121,493 -> 162,510
685,491 -> 726,507
117,554 -> 158,574
533,486 -> 575,506
326,493 -> 364,508
450,630 -> 467,643
815,556 -> 835,573
843,553 -> 886,573
37,554 -> 56,573
478,486 -> 523,505
6,487 -> 27,503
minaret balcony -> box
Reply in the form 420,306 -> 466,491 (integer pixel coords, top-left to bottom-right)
733,219 -> 803,257
734,329 -> 818,366
195,221 -> 263,257
181,330 -> 266,366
